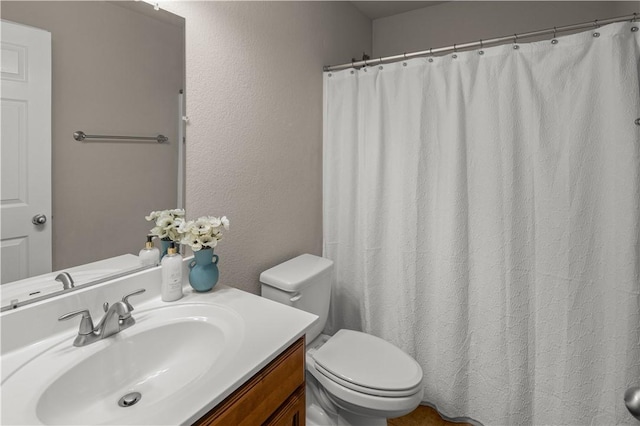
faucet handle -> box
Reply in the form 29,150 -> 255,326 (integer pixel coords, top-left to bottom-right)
58,309 -> 94,335
122,289 -> 146,311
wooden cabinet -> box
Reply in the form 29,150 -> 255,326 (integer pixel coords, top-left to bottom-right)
264,386 -> 305,426
194,337 -> 305,426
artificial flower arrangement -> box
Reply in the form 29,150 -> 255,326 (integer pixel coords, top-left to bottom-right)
179,215 -> 230,251
145,209 -> 186,243
145,209 -> 229,252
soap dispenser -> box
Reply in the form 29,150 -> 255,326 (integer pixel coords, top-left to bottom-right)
139,235 -> 160,266
161,242 -> 183,302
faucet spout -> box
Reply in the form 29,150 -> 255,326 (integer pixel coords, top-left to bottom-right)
95,301 -> 130,339
55,272 -> 75,290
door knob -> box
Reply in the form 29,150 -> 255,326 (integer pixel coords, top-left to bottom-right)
32,214 -> 47,225
625,387 -> 640,421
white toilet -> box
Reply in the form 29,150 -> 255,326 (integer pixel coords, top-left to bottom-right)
260,254 -> 424,426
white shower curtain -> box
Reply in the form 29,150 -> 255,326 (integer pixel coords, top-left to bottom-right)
323,22 -> 640,425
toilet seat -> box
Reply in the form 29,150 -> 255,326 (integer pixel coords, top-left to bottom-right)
308,364 -> 424,419
311,329 -> 423,398
314,363 -> 423,398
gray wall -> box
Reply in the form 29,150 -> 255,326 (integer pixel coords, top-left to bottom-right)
373,1 -> 639,58
164,1 -> 371,294
2,2 -> 184,270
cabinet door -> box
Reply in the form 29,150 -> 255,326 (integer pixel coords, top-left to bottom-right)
264,386 -> 305,426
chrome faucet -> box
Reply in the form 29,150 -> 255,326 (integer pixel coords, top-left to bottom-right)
55,272 -> 75,290
58,289 -> 146,347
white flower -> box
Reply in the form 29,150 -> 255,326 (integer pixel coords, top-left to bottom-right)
177,220 -> 194,234
198,235 -> 217,247
163,213 -> 229,251
145,211 -> 162,221
156,215 -> 174,228
180,231 -> 197,246
221,216 -> 230,230
167,228 -> 182,242
147,209 -> 188,242
150,226 -> 168,239
206,216 -> 222,228
193,218 -> 212,235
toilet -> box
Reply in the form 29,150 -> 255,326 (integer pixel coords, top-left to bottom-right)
260,254 -> 424,426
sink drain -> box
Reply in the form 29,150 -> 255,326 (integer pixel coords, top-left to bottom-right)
118,392 -> 142,407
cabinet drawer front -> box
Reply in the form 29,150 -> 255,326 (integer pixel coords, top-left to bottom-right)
195,337 -> 305,426
264,386 -> 305,426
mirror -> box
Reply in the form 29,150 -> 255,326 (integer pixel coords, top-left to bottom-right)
0,1 -> 185,309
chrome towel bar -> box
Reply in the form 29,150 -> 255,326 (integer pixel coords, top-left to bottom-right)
73,131 -> 168,143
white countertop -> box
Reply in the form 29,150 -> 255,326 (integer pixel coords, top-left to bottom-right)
1,262 -> 317,425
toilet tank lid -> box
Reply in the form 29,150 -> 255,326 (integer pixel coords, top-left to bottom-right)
260,254 -> 333,292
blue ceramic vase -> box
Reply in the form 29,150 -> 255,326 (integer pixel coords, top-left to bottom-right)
188,247 -> 219,292
160,239 -> 180,259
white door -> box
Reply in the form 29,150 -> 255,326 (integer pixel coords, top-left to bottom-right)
1,20 -> 52,284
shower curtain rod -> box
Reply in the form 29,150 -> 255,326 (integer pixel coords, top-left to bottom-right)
323,13 -> 638,71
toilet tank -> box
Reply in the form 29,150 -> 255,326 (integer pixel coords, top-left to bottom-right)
260,254 -> 333,343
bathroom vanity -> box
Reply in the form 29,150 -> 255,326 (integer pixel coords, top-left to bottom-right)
195,337 -> 305,425
0,260 -> 316,425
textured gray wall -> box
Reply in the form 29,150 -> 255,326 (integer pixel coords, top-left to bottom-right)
2,1 -> 184,271
164,1 -> 371,294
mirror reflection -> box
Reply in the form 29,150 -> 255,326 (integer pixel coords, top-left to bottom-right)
0,1 -> 185,308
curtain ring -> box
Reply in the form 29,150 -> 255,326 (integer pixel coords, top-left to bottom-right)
453,43 -> 457,53
633,13 -> 638,22
478,39 -> 484,55
403,52 -> 408,60
512,34 -> 520,49
593,19 -> 601,37
551,27 -> 559,44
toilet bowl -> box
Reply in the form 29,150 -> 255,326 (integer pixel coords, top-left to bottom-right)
260,254 -> 423,425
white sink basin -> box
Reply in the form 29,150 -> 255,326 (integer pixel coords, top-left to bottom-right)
2,303 -> 244,425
